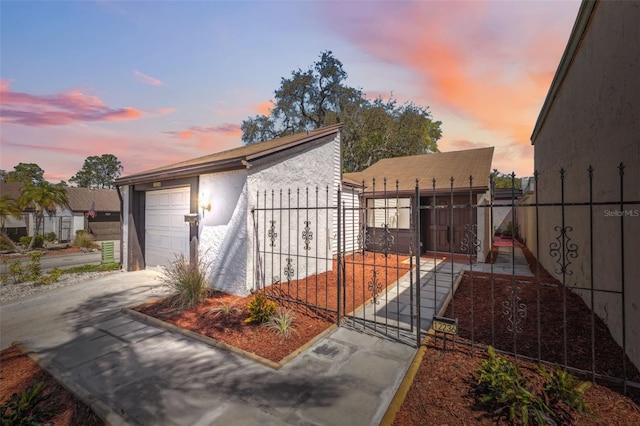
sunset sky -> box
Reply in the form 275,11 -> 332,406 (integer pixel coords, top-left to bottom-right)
0,0 -> 581,183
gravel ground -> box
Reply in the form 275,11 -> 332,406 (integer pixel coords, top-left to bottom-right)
0,271 -> 123,303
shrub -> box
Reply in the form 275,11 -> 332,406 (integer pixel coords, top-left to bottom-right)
4,260 -> 26,285
262,308 -> 298,339
44,232 -> 57,242
474,346 -> 550,425
75,229 -> 87,235
161,254 -> 209,310
0,381 -> 50,425
245,291 -> 277,324
19,235 -> 44,249
540,366 -> 591,419
475,347 -> 595,424
26,252 -> 42,281
35,268 -> 62,286
73,232 -> 97,249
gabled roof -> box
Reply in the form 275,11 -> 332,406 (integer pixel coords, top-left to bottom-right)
343,147 -> 494,194
0,182 -> 119,212
115,124 -> 343,186
65,187 -> 119,212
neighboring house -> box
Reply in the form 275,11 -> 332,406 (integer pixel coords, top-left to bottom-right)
65,187 -> 121,241
529,0 -> 639,368
343,147 -> 494,261
0,182 -> 120,242
115,124 -> 343,296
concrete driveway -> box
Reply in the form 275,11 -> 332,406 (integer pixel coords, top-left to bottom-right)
4,268 -> 419,425
0,269 -> 166,350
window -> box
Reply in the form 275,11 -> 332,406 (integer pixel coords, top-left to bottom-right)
366,198 -> 410,229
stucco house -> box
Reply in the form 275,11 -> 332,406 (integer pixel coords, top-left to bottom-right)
343,147 -> 494,261
0,182 -> 119,242
528,0 -> 639,369
115,124 -> 342,296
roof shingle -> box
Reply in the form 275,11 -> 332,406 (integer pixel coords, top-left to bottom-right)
343,147 -> 494,193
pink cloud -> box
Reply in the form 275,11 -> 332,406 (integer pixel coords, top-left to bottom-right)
133,70 -> 163,86
252,100 -> 273,116
0,80 -> 142,126
322,1 -> 578,146
164,123 -> 242,150
164,123 -> 241,139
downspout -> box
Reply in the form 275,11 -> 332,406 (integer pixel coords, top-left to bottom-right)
116,185 -> 124,266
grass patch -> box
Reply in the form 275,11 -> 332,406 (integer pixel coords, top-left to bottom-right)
60,263 -> 121,274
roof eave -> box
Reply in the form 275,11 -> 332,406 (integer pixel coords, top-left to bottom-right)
114,159 -> 247,186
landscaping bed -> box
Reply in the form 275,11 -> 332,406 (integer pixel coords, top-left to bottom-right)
0,345 -> 103,425
392,255 -> 640,425
133,252 -> 409,363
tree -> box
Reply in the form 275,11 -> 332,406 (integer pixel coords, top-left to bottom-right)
490,169 -> 522,190
70,154 -> 123,189
2,163 -> 46,186
241,51 -> 442,172
18,182 -> 68,250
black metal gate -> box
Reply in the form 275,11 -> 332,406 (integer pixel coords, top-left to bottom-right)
252,161 -> 640,396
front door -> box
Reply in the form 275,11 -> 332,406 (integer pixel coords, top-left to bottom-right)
429,197 -> 474,254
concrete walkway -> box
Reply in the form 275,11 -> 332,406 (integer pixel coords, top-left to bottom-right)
463,245 -> 533,277
18,273 -> 419,425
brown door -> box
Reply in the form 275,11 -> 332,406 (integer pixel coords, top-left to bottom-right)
429,197 -> 474,254
430,198 -> 450,253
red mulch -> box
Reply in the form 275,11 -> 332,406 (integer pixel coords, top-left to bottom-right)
0,345 -> 104,425
135,253 -> 409,363
394,242 -> 640,425
393,337 -> 640,426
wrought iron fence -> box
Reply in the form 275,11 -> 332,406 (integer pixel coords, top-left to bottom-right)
251,163 -> 639,392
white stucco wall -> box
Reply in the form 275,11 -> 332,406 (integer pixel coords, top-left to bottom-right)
246,133 -> 339,291
338,185 -> 361,254
198,169 -> 248,295
533,0 -> 640,368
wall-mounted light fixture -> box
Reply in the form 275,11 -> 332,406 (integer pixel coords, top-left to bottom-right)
199,193 -> 211,217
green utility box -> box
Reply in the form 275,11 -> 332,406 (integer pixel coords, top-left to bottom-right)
101,241 -> 115,264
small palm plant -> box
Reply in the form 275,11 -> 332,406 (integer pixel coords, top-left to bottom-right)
262,308 -> 298,339
206,301 -> 241,319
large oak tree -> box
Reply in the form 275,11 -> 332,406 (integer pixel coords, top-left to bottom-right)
241,51 -> 442,172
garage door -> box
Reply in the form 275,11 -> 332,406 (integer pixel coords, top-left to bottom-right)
145,187 -> 191,268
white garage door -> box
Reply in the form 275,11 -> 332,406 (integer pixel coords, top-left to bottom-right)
145,187 -> 191,269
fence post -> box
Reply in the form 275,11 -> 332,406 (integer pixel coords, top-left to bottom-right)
415,180 -> 421,348
337,187 -> 342,326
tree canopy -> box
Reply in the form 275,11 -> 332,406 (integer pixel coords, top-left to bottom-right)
241,51 -> 442,173
70,154 -> 123,189
1,163 -> 46,186
491,169 -> 522,190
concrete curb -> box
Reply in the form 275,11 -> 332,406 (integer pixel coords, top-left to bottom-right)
122,305 -> 338,370
14,342 -> 129,426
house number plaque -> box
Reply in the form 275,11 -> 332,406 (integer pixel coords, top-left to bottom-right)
432,316 -> 458,335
